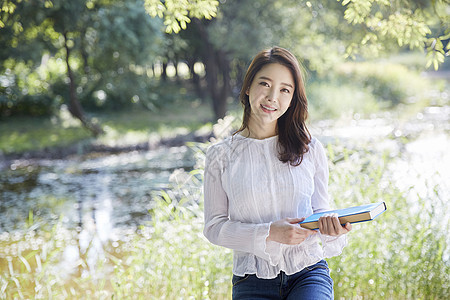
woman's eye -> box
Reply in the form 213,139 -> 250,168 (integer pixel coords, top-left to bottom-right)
259,82 -> 269,87
281,88 -> 290,93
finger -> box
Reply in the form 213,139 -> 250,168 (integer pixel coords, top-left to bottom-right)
344,222 -> 352,232
323,216 -> 334,234
297,226 -> 317,235
331,214 -> 341,234
287,217 -> 305,224
320,215 -> 328,234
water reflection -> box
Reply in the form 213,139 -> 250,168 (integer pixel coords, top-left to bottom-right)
0,145 -> 195,234
391,132 -> 449,217
1,145 -> 197,284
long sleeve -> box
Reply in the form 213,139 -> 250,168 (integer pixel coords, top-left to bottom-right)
203,144 -> 282,265
310,139 -> 347,257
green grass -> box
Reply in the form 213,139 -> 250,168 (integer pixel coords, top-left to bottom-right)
98,99 -> 213,134
0,116 -> 91,154
325,142 -> 449,299
0,100 -> 214,155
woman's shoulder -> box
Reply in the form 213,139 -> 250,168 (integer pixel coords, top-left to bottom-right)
308,136 -> 327,155
207,135 -> 235,149
307,136 -> 329,165
309,136 -> 322,148
205,135 -> 238,159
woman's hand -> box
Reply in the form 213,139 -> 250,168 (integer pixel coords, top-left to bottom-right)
318,213 -> 352,236
267,218 -> 317,245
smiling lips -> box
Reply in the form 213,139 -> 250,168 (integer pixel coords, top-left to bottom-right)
261,104 -> 277,113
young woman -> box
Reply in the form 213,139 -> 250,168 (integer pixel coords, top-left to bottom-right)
203,47 -> 352,299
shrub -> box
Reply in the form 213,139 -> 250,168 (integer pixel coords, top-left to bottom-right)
335,62 -> 430,105
308,81 -> 381,119
0,70 -> 58,118
0,93 -> 56,118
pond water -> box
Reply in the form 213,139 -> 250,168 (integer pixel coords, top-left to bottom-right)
0,146 -> 196,236
312,105 -> 450,212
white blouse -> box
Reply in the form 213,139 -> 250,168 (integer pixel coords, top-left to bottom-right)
203,134 -> 347,279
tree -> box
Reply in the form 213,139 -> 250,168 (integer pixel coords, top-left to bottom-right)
1,0 -> 106,135
75,0 -> 164,111
337,0 -> 450,70
0,0 -> 219,134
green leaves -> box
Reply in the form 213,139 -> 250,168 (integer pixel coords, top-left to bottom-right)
0,0 -> 17,28
341,0 -> 372,24
426,37 -> 448,70
144,0 -> 219,33
338,0 -> 449,69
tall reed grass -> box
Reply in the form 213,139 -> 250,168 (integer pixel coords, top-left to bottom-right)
326,142 -> 449,299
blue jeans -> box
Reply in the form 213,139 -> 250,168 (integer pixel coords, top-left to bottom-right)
232,260 -> 333,300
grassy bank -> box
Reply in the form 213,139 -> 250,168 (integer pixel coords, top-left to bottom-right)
0,99 -> 214,156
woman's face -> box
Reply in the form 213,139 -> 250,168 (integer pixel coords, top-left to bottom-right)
246,63 -> 295,128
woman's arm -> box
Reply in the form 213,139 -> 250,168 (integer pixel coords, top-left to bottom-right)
203,144 -> 283,265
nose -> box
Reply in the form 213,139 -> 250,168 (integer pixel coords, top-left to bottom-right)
267,87 -> 278,102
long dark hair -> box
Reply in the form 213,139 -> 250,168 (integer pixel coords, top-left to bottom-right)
236,46 -> 311,166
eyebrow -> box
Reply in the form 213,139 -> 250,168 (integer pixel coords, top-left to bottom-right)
258,76 -> 294,88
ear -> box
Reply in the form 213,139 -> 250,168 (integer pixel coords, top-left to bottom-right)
245,88 -> 249,96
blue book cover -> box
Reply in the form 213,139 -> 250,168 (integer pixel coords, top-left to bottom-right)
299,202 -> 386,230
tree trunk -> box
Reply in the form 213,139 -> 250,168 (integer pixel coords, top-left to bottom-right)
174,55 -> 180,83
194,19 -> 231,120
217,49 -> 230,118
161,61 -> 168,81
80,28 -> 90,74
187,56 -> 205,99
63,32 -> 103,136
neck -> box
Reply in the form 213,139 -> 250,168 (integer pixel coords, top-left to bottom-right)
243,118 -> 277,139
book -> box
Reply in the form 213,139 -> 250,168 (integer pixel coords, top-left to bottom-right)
299,202 -> 387,230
